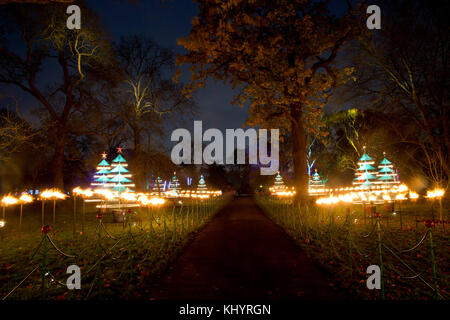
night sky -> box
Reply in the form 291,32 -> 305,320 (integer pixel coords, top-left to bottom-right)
1,0 -> 355,145
87,0 -> 251,134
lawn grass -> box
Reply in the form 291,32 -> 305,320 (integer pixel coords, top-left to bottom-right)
256,196 -> 449,300
0,196 -> 230,300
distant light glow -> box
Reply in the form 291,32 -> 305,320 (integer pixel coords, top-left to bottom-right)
41,189 -> 67,200
149,197 -> 165,206
19,194 -> 33,203
409,191 -> 419,199
2,195 -> 18,206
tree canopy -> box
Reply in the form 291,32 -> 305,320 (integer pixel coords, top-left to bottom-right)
176,0 -> 360,201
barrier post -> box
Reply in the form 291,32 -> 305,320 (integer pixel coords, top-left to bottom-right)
148,205 -> 153,238
95,213 -> 103,298
52,199 -> 56,225
41,200 -> 45,226
127,218 -> 134,282
172,204 -> 177,241
347,208 -> 353,277
19,204 -> 23,232
40,225 -> 50,299
329,208 -> 334,259
425,220 -> 439,299
73,196 -> 77,236
375,212 -> 385,299
163,207 -> 167,244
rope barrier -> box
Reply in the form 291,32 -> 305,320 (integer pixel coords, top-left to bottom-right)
380,223 -> 429,253
100,222 -> 120,240
45,271 -> 67,287
100,243 -> 125,261
359,223 -> 377,238
349,235 -> 372,258
2,198 -> 226,299
384,262 -> 427,280
257,196 -> 447,300
29,236 -> 45,261
2,266 -> 39,300
382,243 -> 444,299
84,238 -> 123,276
46,235 -> 78,258
400,230 -> 430,253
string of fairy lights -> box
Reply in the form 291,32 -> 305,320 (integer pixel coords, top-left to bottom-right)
269,148 -> 446,207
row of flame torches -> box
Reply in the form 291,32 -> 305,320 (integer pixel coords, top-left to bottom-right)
0,187 -> 222,229
314,184 -> 418,205
269,184 -> 445,204
269,184 -> 446,222
2,189 -> 67,209
73,187 -> 222,203
0,189 -> 67,229
73,187 -> 167,206
0,187 -> 222,209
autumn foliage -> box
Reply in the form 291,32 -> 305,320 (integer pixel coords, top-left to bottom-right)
176,0 -> 360,202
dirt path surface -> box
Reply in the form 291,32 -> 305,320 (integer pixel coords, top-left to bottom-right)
149,197 -> 346,300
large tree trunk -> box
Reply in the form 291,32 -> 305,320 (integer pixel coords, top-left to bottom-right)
52,130 -> 66,190
133,126 -> 144,191
291,106 -> 308,205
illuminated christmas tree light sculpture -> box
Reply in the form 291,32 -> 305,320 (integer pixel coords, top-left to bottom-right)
353,147 -> 377,190
91,152 -> 111,189
376,152 -> 400,187
273,172 -> 285,190
269,171 -> 287,195
197,175 -> 207,192
152,176 -> 164,195
309,169 -> 324,195
168,172 -> 180,196
108,148 -> 135,193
